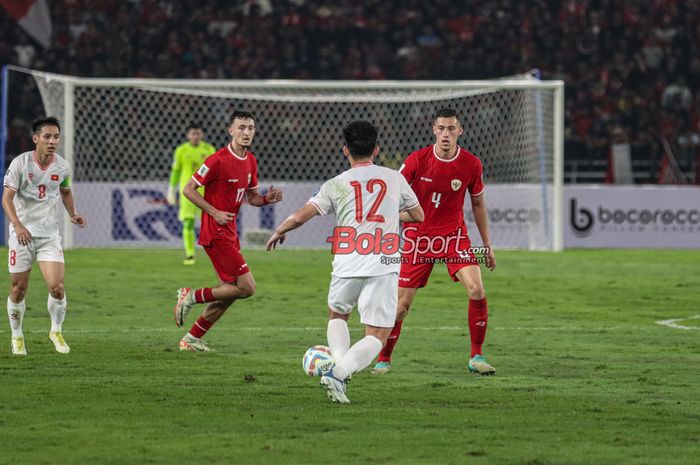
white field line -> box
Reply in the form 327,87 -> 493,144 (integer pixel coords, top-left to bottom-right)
655,315 -> 700,330
0,325 -> 652,335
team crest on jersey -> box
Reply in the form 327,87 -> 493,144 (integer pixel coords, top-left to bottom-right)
198,164 -> 209,177
28,173 -> 33,180
451,179 -> 462,191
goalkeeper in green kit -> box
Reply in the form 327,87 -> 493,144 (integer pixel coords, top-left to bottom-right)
167,123 -> 216,265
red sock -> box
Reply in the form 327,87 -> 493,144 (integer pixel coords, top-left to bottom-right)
189,316 -> 213,339
377,320 -> 403,362
193,288 -> 215,304
468,298 -> 488,357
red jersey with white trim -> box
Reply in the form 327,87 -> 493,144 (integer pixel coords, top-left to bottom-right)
192,144 -> 259,246
400,144 -> 484,237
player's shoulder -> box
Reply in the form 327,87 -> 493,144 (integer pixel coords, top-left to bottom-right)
246,150 -> 258,162
53,153 -> 70,169
458,146 -> 483,168
207,146 -> 228,160
9,151 -> 32,167
406,145 -> 434,162
174,142 -> 189,152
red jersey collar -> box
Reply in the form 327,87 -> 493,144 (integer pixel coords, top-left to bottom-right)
227,143 -> 248,160
432,144 -> 461,162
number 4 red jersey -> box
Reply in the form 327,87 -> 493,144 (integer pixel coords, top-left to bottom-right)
192,143 -> 259,246
400,144 -> 484,237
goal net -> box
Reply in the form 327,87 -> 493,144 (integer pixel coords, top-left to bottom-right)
2,66 -> 563,250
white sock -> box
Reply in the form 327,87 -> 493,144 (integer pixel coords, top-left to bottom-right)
327,319 -> 351,362
47,293 -> 67,332
7,297 -> 26,337
331,335 -> 383,380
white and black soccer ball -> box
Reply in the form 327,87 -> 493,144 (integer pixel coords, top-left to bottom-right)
302,345 -> 334,376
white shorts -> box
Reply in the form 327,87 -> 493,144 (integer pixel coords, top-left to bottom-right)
8,234 -> 64,273
327,273 -> 398,328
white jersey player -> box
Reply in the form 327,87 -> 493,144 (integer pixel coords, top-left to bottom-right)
2,117 -> 87,355
266,121 -> 423,403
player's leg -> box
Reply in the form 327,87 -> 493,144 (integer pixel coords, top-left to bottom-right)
454,265 -> 495,375
8,271 -> 31,355
179,197 -> 198,265
7,235 -> 34,355
178,272 -> 256,352
329,274 -> 396,382
181,218 -> 196,265
373,261 -> 432,373
326,275 -> 358,363
174,240 -> 254,327
37,258 -> 70,354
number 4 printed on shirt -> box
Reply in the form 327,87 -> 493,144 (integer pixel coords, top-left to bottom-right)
432,192 -> 442,208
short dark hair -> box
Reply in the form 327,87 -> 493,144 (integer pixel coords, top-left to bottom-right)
343,121 -> 378,158
32,117 -> 60,134
229,110 -> 255,125
433,108 -> 461,124
187,123 -> 203,131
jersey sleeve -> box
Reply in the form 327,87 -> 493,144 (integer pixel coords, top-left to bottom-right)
192,155 -> 219,187
3,158 -> 21,191
468,159 -> 485,196
307,180 -> 334,216
247,156 -> 259,190
398,174 -> 420,211
399,152 -> 418,184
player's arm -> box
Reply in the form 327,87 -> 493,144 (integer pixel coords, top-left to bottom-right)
247,185 -> 283,207
470,193 -> 496,270
167,148 -> 181,205
400,203 -> 424,223
2,186 -> 32,245
398,172 -> 423,222
59,181 -> 87,228
266,204 -> 319,250
182,178 -> 234,225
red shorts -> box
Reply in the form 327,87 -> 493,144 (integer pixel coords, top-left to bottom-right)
399,232 -> 478,289
204,235 -> 249,283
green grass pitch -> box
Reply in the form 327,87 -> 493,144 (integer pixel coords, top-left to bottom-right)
0,248 -> 698,465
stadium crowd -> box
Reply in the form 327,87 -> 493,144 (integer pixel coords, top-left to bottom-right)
2,0 -> 700,182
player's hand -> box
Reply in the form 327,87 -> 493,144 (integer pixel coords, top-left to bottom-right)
166,186 -> 177,206
485,248 -> 496,271
14,224 -> 32,245
266,231 -> 286,251
212,209 -> 235,225
71,214 -> 87,228
265,185 -> 283,204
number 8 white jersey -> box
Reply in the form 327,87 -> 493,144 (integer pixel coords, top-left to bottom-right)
3,151 -> 72,238
308,162 -> 419,277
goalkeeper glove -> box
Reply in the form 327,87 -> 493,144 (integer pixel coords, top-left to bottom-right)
166,186 -> 177,206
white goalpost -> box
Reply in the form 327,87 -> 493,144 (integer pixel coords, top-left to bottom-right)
1,66 -> 564,251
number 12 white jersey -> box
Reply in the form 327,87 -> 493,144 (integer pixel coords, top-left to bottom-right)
308,162 -> 419,278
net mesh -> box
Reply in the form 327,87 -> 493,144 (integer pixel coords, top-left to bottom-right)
11,69 -> 558,250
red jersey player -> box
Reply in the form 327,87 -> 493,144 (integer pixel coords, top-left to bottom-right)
372,108 -> 498,375
172,110 -> 283,351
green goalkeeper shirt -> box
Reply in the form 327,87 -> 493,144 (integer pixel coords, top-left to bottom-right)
169,141 -> 217,190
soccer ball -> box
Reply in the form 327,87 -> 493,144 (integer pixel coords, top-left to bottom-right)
302,345 -> 334,376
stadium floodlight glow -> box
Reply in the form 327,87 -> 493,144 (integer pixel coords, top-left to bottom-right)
2,66 -> 563,251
